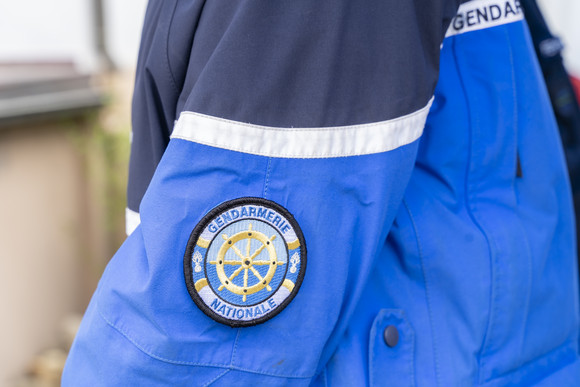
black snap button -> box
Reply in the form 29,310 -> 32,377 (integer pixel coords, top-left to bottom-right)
383,325 -> 399,348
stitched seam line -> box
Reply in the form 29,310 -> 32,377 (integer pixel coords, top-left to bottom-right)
170,99 -> 432,158
97,306 -> 313,378
178,98 -> 433,132
263,158 -> 272,199
477,341 -> 578,386
450,35 -> 496,384
368,314 -> 377,387
98,307 -> 229,368
170,135 -> 421,159
505,28 -> 532,369
403,199 -> 441,387
230,329 -> 241,365
408,311 -> 416,387
203,369 -> 230,387
163,0 -> 181,95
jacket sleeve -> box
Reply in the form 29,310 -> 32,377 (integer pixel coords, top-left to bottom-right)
124,0 -> 204,234
63,1 -> 458,385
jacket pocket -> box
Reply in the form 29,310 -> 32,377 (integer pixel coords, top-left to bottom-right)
369,309 -> 415,387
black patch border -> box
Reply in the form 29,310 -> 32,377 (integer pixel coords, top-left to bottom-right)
184,197 -> 307,328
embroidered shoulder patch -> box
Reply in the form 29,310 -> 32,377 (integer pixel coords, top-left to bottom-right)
184,197 -> 307,327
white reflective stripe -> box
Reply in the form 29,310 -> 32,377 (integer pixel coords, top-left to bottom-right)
171,98 -> 433,159
125,207 -> 141,236
446,0 -> 524,38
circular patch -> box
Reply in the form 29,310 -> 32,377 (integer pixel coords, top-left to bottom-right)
184,197 -> 307,327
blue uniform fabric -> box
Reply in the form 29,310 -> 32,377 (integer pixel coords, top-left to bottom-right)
63,0 -> 580,385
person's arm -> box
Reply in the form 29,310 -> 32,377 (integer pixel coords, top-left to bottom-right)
63,1 -> 458,385
125,0 -> 205,234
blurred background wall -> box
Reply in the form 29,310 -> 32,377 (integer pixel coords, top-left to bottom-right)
0,1 -> 146,72
0,0 -> 577,386
0,1 -> 146,385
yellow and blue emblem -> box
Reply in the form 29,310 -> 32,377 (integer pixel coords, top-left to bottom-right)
184,197 -> 306,327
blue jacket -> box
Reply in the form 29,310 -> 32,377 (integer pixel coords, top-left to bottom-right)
63,0 -> 580,385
